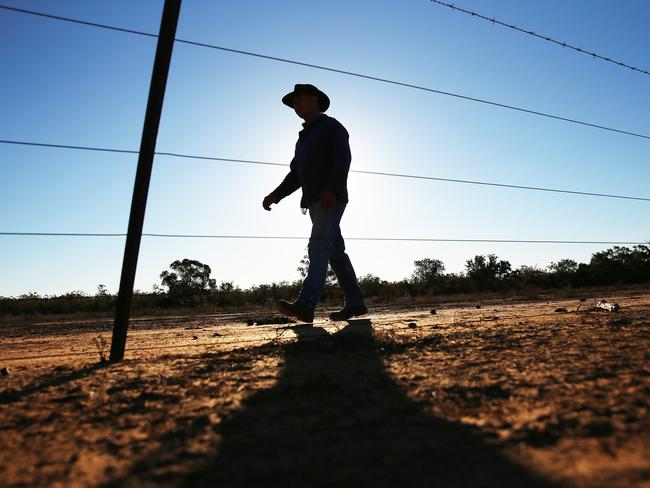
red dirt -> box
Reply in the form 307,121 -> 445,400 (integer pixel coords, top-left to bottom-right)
1,290 -> 649,487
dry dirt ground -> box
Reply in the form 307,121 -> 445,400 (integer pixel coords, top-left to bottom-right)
1,290 -> 649,487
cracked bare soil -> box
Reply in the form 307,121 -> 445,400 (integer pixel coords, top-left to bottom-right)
1,290 -> 649,487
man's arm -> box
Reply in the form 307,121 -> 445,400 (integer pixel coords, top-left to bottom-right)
263,157 -> 300,210
324,122 -> 351,197
271,157 -> 300,201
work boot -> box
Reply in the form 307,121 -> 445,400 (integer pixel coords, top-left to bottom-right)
329,304 -> 368,321
276,299 -> 314,324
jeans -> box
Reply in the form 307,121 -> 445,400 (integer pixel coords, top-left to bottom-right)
297,201 -> 365,309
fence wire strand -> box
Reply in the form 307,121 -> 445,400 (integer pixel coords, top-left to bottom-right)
0,232 -> 645,246
1,138 -> 649,203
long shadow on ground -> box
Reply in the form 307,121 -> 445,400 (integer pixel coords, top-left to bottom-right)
117,321 -> 562,487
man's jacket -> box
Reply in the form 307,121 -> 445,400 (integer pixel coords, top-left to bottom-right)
270,113 -> 351,209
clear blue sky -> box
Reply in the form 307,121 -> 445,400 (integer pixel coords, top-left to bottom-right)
1,0 -> 648,297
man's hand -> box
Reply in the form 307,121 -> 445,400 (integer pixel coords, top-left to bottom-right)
320,191 -> 336,209
262,194 -> 279,211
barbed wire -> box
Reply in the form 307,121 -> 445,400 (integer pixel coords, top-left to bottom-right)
429,0 -> 650,76
0,232 -> 645,246
0,4 -> 648,140
2,138 -> 649,202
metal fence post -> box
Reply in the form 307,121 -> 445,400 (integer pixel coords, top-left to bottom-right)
110,0 -> 181,361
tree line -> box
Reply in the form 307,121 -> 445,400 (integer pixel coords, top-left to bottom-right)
1,244 -> 649,317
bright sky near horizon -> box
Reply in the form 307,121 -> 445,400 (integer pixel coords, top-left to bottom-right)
1,0 -> 649,297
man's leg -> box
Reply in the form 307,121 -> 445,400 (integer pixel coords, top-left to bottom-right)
296,202 -> 345,308
329,230 -> 365,307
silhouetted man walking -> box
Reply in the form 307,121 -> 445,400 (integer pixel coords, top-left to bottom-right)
263,84 -> 367,323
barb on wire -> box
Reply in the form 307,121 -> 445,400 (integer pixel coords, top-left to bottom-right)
429,0 -> 650,76
1,138 -> 649,203
0,4 -> 649,140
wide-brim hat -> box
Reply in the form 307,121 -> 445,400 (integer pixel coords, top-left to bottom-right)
282,84 -> 330,112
